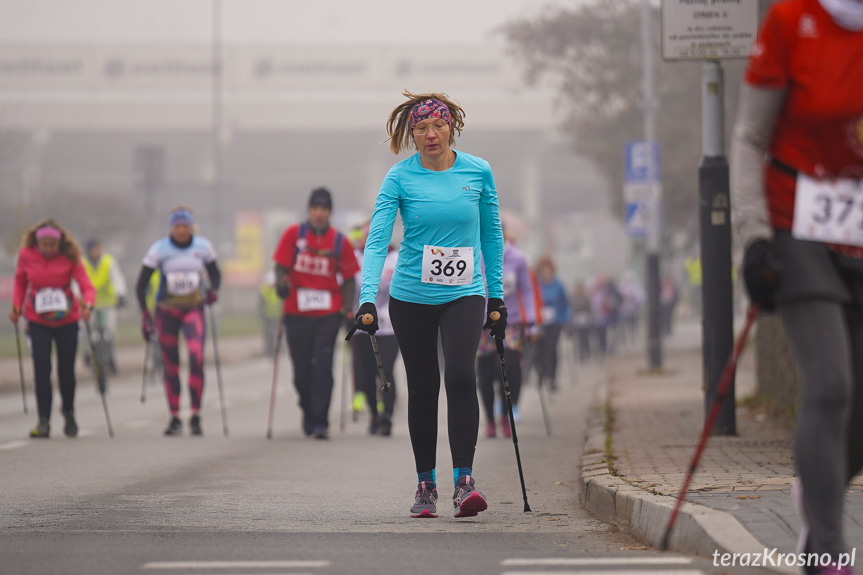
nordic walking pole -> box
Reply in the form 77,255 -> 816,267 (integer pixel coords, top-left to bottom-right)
14,321 -> 28,414
491,312 -> 532,512
84,321 -> 114,438
266,322 -> 284,439
527,336 -> 552,436
345,314 -> 391,393
660,305 -> 758,550
206,305 -> 229,437
339,338 -> 349,433
141,336 -> 151,403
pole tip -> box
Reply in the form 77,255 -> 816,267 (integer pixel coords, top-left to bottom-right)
659,531 -> 671,551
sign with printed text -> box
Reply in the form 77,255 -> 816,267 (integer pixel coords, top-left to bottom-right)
661,0 -> 760,61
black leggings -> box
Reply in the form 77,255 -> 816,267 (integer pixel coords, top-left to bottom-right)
389,295 -> 484,473
782,299 -> 863,558
351,334 -> 399,417
477,349 -> 522,423
29,321 -> 79,420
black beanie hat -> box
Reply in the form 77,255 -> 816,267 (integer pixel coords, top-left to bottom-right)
308,187 -> 333,210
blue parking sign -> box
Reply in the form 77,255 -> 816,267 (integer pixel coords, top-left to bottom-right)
625,141 -> 661,183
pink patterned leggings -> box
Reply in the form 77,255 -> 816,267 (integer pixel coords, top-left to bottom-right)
156,305 -> 206,415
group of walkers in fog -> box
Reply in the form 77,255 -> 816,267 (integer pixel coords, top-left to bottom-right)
9,3 -> 862,551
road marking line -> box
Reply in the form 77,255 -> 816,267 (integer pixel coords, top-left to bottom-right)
502,557 -> 694,566
0,441 -> 28,451
142,561 -> 329,569
125,419 -> 153,429
502,570 -> 704,575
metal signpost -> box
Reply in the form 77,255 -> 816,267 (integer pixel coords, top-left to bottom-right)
661,0 -> 760,435
625,140 -> 663,371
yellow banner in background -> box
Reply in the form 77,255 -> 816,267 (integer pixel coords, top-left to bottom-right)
224,210 -> 264,288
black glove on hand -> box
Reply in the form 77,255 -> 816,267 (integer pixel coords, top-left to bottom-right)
483,297 -> 508,339
743,239 -> 781,312
355,302 -> 379,335
276,282 -> 290,299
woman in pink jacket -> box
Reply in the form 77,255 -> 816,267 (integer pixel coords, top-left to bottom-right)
9,219 -> 95,438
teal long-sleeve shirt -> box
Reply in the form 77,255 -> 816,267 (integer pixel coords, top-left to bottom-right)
360,151 -> 504,306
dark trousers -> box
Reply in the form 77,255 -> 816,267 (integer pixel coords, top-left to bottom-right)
284,312 -> 342,431
539,324 -> 562,389
351,334 -> 399,418
389,295 -> 484,473
29,321 -> 79,420
477,348 -> 522,423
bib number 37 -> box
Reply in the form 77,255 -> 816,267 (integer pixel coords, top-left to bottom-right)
793,175 -> 863,247
421,245 -> 473,286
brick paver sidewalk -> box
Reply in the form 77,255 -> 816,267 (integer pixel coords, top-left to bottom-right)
607,320 -> 863,554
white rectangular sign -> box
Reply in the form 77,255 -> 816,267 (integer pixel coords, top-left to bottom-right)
661,0 -> 760,61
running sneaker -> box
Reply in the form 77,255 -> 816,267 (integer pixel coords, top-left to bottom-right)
378,413 -> 392,437
29,417 -> 50,438
164,416 -> 182,436
189,414 -> 203,436
301,413 -> 314,437
312,425 -> 328,440
410,481 -> 438,518
62,409 -> 78,438
485,420 -> 496,438
500,415 -> 512,438
452,475 -> 488,518
368,415 -> 379,435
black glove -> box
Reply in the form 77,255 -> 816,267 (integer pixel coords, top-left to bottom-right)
276,282 -> 290,299
483,297 -> 508,339
354,302 -> 379,335
743,239 -> 781,312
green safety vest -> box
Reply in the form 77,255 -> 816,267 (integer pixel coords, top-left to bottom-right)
146,270 -> 161,312
83,254 -> 117,309
260,283 -> 282,319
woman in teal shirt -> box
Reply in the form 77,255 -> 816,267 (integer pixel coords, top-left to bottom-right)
355,92 -> 505,519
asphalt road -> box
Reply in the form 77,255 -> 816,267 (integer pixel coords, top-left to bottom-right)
0,340 -> 768,575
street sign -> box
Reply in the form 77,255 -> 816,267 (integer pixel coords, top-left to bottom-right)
661,0 -> 760,61
625,141 -> 661,183
624,182 -> 661,238
625,201 -> 649,238
624,141 -> 660,238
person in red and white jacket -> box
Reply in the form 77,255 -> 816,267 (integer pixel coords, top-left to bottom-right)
9,219 -> 95,439
731,1 -> 863,569
273,187 -> 359,439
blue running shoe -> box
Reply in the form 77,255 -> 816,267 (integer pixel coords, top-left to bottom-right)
452,475 -> 487,518
410,481 -> 438,518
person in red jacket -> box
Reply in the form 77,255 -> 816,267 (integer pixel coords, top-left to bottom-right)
9,219 -> 95,438
273,187 -> 359,439
731,1 -> 863,571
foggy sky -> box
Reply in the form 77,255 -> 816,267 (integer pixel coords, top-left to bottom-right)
0,0 -> 589,45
